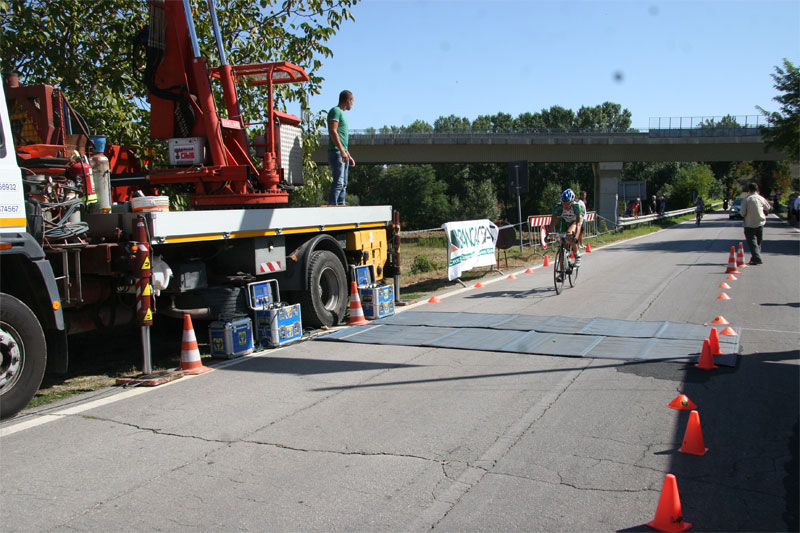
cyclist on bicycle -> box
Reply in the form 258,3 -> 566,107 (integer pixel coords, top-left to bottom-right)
549,188 -> 584,265
695,196 -> 706,225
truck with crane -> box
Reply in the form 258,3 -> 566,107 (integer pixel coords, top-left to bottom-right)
0,0 -> 400,420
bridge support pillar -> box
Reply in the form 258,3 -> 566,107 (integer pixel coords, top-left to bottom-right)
593,162 -> 622,229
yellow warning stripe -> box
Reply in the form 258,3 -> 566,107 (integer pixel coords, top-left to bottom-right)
0,218 -> 27,227
162,222 -> 387,244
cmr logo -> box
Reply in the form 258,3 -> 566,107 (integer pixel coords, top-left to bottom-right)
449,224 -> 495,251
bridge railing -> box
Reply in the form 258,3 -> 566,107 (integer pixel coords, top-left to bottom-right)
343,118 -> 769,140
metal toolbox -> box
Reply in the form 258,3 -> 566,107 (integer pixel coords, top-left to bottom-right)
351,264 -> 395,320
209,316 -> 254,359
248,280 -> 303,348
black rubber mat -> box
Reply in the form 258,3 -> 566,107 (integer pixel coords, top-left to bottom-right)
319,312 -> 740,366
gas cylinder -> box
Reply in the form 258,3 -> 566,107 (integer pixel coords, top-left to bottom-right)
90,151 -> 111,214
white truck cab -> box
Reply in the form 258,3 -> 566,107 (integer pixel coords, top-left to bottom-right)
0,82 -> 68,420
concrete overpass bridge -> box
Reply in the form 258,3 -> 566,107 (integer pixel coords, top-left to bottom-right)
310,127 -> 789,225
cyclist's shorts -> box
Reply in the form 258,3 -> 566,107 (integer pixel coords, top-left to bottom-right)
556,219 -> 575,233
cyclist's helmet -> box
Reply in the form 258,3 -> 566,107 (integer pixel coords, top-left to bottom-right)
561,189 -> 576,203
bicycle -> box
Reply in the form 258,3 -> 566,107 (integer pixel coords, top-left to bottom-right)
695,210 -> 703,225
551,232 -> 579,294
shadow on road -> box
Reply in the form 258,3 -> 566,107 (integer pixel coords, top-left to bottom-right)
606,217 -> 799,258
216,355 -> 424,376
618,350 -> 799,531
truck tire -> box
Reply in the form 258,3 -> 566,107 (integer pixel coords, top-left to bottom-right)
0,294 -> 47,420
300,250 -> 347,327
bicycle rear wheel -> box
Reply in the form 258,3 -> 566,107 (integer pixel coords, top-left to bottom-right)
553,247 -> 565,294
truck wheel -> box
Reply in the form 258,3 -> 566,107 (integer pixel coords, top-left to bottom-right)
0,294 -> 47,420
300,250 -> 347,327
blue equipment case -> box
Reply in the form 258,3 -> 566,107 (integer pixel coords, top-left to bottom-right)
248,280 -> 303,348
351,264 -> 395,320
209,317 -> 254,359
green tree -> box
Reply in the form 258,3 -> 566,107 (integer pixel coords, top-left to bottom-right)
540,105 -> 575,130
669,163 -> 716,207
574,102 -> 632,131
514,112 -> 545,131
403,120 -> 433,133
471,115 -> 492,132
489,112 -> 514,132
758,59 -> 800,162
699,115 -> 742,130
433,115 -> 471,133
384,165 -> 452,230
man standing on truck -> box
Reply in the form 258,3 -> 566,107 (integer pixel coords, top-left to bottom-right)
327,90 -> 355,206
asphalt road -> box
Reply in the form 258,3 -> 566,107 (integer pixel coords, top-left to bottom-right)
2,212 -> 798,532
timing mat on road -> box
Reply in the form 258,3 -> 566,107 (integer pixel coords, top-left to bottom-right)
318,312 -> 740,366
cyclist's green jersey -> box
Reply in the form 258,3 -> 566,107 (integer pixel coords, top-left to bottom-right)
552,202 -> 584,232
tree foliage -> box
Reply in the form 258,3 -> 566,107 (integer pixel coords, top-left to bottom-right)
758,59 -> 800,162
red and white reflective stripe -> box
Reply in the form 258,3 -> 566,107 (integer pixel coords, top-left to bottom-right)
135,279 -> 144,310
259,261 -> 282,273
140,243 -> 149,253
585,212 -> 596,221
528,215 -> 553,227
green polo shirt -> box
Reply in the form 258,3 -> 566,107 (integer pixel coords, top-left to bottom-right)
327,106 -> 348,152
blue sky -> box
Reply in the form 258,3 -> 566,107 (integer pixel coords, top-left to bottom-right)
303,0 -> 800,131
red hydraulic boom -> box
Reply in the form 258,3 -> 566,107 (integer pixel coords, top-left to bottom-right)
145,0 -> 309,207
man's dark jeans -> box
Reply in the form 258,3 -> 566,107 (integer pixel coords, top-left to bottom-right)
744,225 -> 764,264
327,149 -> 349,205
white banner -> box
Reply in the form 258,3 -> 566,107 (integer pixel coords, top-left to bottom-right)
442,219 -> 499,281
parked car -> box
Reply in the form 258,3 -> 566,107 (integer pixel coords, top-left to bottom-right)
729,196 -> 745,219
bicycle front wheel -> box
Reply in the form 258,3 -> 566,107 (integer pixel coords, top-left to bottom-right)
569,262 -> 579,287
554,247 -> 565,294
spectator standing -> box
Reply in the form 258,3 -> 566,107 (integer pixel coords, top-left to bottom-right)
648,195 -> 658,215
576,191 -> 588,248
327,90 -> 355,206
739,182 -> 771,265
658,195 -> 666,214
632,197 -> 641,218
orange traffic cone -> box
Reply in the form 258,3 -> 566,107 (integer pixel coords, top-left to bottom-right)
473,282 -> 485,288
668,394 -> 698,411
427,295 -> 442,303
725,246 -> 740,274
646,474 -> 692,532
711,315 -> 730,325
736,242 -> 747,268
348,282 -> 372,325
695,339 -> 718,371
507,273 -> 517,280
726,274 -> 737,281
708,328 -> 721,356
585,242 -> 592,253
716,292 -> 731,300
179,314 -> 211,375
718,282 -> 731,289
543,255 -> 550,267
679,410 -> 708,456
720,326 -> 738,337
524,267 -> 535,274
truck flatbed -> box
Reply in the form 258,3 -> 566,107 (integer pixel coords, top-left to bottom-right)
85,205 -> 393,244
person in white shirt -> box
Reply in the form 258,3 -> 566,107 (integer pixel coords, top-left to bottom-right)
739,182 -> 772,265
576,190 -> 587,249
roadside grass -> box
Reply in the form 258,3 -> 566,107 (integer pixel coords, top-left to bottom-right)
25,212 -> 697,412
